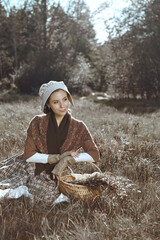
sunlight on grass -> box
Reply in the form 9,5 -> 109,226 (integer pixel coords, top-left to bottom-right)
0,96 -> 160,240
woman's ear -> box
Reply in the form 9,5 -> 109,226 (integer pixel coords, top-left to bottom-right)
46,101 -> 50,109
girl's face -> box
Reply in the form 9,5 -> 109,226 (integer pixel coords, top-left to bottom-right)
47,90 -> 69,118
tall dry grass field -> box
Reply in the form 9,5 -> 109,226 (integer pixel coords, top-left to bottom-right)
0,95 -> 160,239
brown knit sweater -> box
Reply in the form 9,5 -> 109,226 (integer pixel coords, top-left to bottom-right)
24,112 -> 99,163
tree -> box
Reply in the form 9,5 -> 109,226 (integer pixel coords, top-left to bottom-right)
0,0 -> 98,94
0,1 -> 15,89
103,0 -> 160,99
66,0 -> 96,60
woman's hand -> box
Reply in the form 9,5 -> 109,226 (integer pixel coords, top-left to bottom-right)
52,151 -> 79,179
71,151 -> 80,158
52,174 -> 59,180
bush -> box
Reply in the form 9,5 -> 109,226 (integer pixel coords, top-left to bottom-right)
14,49 -> 72,94
15,62 -> 55,94
68,54 -> 94,95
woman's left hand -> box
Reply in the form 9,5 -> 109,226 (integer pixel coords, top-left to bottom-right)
52,151 -> 79,179
71,151 -> 80,158
52,174 -> 60,180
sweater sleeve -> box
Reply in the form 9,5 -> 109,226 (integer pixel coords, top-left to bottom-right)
74,153 -> 95,162
81,122 -> 100,162
24,117 -> 38,160
26,153 -> 49,163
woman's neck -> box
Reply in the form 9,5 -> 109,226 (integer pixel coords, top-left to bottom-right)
55,115 -> 64,127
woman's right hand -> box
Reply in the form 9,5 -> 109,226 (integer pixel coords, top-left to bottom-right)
52,151 -> 79,178
52,174 -> 60,180
52,155 -> 76,177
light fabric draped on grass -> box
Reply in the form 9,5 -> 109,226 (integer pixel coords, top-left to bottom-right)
0,153 -> 60,203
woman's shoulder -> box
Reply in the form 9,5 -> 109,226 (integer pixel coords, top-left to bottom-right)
29,113 -> 49,125
69,114 -> 86,128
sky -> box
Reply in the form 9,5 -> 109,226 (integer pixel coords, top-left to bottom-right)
9,0 -> 130,43
57,0 -> 130,43
86,0 -> 130,43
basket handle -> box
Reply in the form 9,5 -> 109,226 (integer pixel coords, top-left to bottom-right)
83,161 -> 102,173
60,160 -> 102,177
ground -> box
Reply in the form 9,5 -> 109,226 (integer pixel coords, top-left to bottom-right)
0,95 -> 160,240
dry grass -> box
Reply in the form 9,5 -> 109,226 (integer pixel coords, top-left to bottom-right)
0,95 -> 160,239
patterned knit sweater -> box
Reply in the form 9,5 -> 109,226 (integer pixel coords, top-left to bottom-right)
24,112 -> 99,162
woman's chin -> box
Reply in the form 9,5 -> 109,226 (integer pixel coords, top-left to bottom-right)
57,111 -> 67,117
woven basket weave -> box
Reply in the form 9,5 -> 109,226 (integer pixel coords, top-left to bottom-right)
58,162 -> 102,200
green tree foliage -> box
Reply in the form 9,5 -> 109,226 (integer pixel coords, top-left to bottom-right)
0,2 -> 13,81
0,0 -> 97,94
104,0 -> 160,99
66,0 -> 96,59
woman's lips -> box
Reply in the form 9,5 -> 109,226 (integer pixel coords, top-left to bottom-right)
59,109 -> 66,112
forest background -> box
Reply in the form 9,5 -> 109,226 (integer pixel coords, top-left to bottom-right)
0,0 -> 160,100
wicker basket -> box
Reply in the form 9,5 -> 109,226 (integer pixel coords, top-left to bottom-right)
58,161 -> 102,201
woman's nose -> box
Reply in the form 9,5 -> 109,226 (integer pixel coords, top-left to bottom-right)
60,101 -> 64,107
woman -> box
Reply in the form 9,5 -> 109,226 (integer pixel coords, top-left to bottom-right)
0,81 -> 99,203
